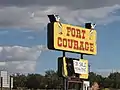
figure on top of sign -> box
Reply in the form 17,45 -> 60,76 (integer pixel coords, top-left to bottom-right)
90,23 -> 96,39
85,23 -> 96,40
47,14 -> 62,34
55,15 -> 63,34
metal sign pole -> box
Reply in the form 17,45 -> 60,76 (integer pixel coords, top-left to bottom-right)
79,53 -> 84,90
81,54 -> 83,59
63,51 -> 67,90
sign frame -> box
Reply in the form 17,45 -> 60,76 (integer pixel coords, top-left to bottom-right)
47,22 -> 97,55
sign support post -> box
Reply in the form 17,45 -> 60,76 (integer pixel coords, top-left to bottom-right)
63,51 -> 67,90
79,54 -> 84,90
81,54 -> 83,59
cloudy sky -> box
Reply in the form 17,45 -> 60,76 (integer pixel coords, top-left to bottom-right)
0,0 -> 120,76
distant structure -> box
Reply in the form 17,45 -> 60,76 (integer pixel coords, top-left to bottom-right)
0,71 -> 13,88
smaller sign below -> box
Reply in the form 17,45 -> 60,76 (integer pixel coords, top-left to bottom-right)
73,59 -> 88,74
58,57 -> 89,79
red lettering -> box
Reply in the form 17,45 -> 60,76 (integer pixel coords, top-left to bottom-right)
58,37 -> 62,46
63,38 -> 67,47
71,28 -> 75,37
66,27 -> 71,36
68,39 -> 73,48
74,40 -> 78,49
85,42 -> 89,51
76,29 -> 81,38
90,43 -> 94,52
82,30 -> 86,39
79,41 -> 84,50
57,37 -> 95,54
66,27 -> 87,40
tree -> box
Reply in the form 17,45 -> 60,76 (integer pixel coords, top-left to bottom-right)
45,70 -> 62,89
89,72 -> 104,88
26,74 -> 43,89
13,73 -> 27,89
108,72 -> 120,88
12,70 -> 120,89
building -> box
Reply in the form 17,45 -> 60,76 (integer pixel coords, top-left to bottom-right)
0,71 -> 13,88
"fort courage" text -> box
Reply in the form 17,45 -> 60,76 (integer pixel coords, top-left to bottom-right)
57,26 -> 95,53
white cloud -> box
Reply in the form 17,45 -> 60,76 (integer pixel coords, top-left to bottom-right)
1,0 -> 120,10
27,36 -> 35,39
0,3 -> 119,31
60,4 -> 120,25
0,45 -> 47,73
0,31 -> 8,34
0,4 -> 119,30
79,4 -> 120,19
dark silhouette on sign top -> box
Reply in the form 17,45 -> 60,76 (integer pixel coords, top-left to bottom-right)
47,14 -> 62,34
85,23 -> 96,40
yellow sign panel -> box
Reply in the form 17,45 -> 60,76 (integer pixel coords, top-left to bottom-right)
79,59 -> 88,79
47,22 -> 97,55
